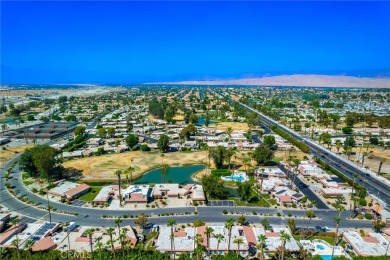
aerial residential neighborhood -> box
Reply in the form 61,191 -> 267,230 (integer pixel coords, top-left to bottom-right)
1,1 -> 390,260
1,84 -> 389,260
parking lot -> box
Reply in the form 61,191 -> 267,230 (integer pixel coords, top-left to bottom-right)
207,200 -> 234,207
71,200 -> 86,207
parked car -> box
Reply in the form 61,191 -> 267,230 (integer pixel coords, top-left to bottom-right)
315,226 -> 323,232
323,226 -> 330,232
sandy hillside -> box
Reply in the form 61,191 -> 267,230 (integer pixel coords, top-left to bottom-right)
151,74 -> 390,88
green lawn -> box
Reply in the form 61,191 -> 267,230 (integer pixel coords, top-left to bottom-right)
23,180 -> 33,186
268,199 -> 277,205
228,196 -> 271,207
273,157 -> 283,164
79,186 -> 103,202
293,235 -> 336,246
22,172 -> 30,180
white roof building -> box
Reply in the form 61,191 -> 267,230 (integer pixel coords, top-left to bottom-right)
343,231 -> 390,256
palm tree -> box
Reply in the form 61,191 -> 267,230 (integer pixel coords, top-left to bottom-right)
243,157 -> 250,175
298,247 -> 312,260
119,232 -> 126,257
95,236 -> 103,260
305,210 -> 315,238
194,233 -> 204,260
331,205 -> 345,259
167,219 -> 177,259
207,146 -> 212,171
194,244 -> 206,260
160,153 -> 165,165
10,218 -> 20,230
362,151 -> 369,167
377,158 -> 385,175
259,168 -> 265,190
233,237 -> 244,257
279,230 -> 291,260
11,237 -> 21,260
23,239 -> 35,257
224,217 -> 235,252
214,233 -> 225,255
115,170 -> 123,206
335,142 -> 342,153
105,227 -> 116,259
121,227 -> 130,255
114,218 -> 124,256
84,228 -> 94,258
226,147 -> 236,169
205,226 -> 214,259
256,234 -> 267,260
125,166 -> 135,185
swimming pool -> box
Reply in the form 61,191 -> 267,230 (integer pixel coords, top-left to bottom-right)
316,244 -> 326,250
320,256 -> 336,260
223,176 -> 245,182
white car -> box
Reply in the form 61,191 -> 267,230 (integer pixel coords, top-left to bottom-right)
323,226 -> 330,232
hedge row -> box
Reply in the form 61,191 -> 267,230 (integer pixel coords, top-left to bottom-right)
270,126 -> 310,153
211,169 -> 232,177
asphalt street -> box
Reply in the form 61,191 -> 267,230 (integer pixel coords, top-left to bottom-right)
0,119 -> 376,229
225,96 -> 390,212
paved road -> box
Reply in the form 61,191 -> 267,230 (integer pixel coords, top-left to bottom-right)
0,121 -> 375,229
1,156 -> 373,229
222,94 -> 390,212
278,164 -> 329,209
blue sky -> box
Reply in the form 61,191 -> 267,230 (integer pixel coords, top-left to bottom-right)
1,1 -> 389,84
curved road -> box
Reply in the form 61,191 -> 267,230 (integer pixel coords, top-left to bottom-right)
0,154 -> 373,229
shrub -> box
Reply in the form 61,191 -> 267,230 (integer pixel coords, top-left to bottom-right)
223,210 -> 228,214
357,214 -> 363,220
365,213 -> 372,220
277,212 -> 281,217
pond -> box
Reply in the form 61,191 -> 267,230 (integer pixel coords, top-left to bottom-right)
133,165 -> 239,198
134,165 -> 206,185
197,116 -> 215,126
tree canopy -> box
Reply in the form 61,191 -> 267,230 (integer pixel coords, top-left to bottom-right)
157,134 -> 170,152
125,134 -> 139,150
201,174 -> 229,200
252,145 -> 274,165
211,146 -> 227,169
19,145 -> 59,181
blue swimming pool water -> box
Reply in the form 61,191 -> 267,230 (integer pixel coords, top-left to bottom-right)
316,244 -> 326,250
224,176 -> 245,182
321,255 -> 337,260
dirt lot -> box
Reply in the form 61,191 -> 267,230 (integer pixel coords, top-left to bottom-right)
63,150 -> 208,180
0,144 -> 34,166
214,121 -> 250,131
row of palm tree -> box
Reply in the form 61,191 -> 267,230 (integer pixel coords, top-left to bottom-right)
165,217 -> 293,260
82,220 -> 134,260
